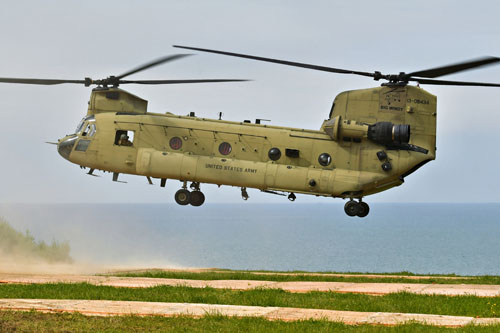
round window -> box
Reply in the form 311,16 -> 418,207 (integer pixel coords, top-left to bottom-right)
268,147 -> 281,161
318,153 -> 332,166
169,137 -> 183,150
219,142 -> 232,155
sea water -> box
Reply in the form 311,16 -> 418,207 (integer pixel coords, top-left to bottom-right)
0,203 -> 499,275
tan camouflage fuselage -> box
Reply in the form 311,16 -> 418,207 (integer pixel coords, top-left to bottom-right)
58,85 -> 436,199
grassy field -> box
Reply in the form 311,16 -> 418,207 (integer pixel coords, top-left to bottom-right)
4,266 -> 500,330
111,269 -> 500,285
2,311 -> 500,332
1,283 -> 499,318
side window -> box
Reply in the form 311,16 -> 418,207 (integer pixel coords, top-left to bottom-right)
114,130 -> 134,146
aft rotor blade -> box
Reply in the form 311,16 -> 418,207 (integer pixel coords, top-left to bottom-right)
408,56 -> 500,78
173,45 -> 375,78
116,54 -> 192,80
119,79 -> 250,85
0,77 -> 86,85
411,77 -> 500,87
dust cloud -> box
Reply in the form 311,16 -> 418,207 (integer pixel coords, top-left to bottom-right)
0,217 -> 182,275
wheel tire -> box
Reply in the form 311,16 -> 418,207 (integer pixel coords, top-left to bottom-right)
190,191 -> 205,207
344,201 -> 359,217
175,189 -> 191,205
357,202 -> 370,218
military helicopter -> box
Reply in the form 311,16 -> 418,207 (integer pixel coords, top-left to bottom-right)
1,48 -> 499,217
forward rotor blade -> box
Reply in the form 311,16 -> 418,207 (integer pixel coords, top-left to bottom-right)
410,77 -> 500,87
173,45 -> 375,78
0,77 -> 86,85
408,56 -> 500,78
116,54 -> 192,80
119,79 -> 249,85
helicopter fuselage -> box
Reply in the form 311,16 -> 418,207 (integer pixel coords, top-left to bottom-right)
58,85 -> 436,205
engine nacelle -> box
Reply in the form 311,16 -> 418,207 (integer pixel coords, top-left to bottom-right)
367,122 -> 410,145
323,116 -> 410,145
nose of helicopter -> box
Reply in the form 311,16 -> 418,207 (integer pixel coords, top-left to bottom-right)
57,136 -> 78,161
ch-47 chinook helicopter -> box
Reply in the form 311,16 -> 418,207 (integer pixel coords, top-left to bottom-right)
1,49 -> 499,217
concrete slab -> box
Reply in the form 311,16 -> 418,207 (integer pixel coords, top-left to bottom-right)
1,273 -> 500,297
419,283 -> 500,297
1,298 -> 499,327
331,282 -> 429,295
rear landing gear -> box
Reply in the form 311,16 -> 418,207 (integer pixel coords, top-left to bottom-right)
344,199 -> 370,218
175,182 -> 205,207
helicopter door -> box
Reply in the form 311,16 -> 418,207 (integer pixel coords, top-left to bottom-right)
110,127 -> 139,174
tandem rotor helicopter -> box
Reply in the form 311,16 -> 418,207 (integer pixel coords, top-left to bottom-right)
1,46 -> 499,217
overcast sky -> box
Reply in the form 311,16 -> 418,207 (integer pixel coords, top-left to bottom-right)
0,0 -> 499,204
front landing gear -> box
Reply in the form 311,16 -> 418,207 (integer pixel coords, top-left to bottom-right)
344,199 -> 370,218
175,182 -> 205,207
175,189 -> 191,205
189,191 -> 205,207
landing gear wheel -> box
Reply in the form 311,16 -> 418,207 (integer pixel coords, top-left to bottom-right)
357,202 -> 370,218
175,189 -> 191,205
344,200 -> 359,217
189,191 -> 205,207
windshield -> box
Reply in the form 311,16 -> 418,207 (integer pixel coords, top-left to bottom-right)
74,115 -> 95,134
75,118 -> 85,134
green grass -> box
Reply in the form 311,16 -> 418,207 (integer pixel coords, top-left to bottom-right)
212,268 -> 464,276
1,311 -> 500,332
111,269 -> 500,285
1,283 -> 499,318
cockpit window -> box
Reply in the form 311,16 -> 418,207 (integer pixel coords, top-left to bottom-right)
82,123 -> 97,137
75,139 -> 91,152
75,116 -> 95,134
75,115 -> 95,134
88,123 -> 96,137
82,124 -> 90,136
75,119 -> 85,134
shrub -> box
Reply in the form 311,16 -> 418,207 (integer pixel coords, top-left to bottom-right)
0,218 -> 72,263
